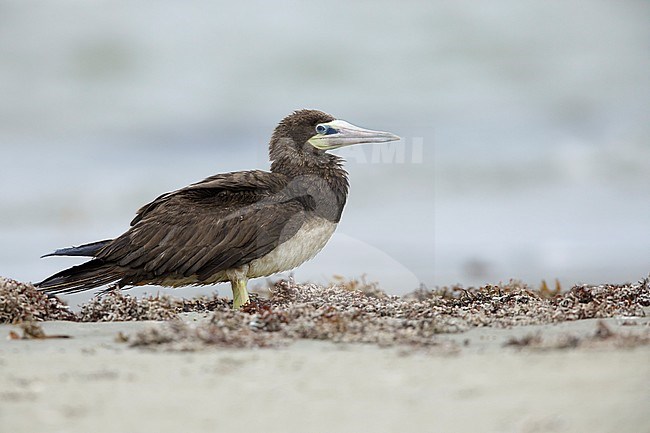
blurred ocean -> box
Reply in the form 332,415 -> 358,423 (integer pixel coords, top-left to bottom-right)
1,1 -> 649,305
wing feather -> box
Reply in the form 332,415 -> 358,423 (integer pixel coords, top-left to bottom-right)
96,170 -> 304,284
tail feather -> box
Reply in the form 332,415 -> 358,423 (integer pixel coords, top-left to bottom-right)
41,240 -> 112,258
36,259 -> 123,295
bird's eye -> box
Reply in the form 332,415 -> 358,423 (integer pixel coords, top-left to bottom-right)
316,124 -> 338,135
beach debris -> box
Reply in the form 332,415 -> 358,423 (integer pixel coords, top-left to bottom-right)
131,316 -> 278,351
0,277 -> 76,324
504,333 -> 543,348
77,291 -> 229,322
504,320 -> 650,350
329,274 -> 386,298
7,322 -> 71,340
2,274 -> 649,351
539,279 -> 562,298
407,277 -> 650,327
129,277 -> 650,351
78,292 -> 184,322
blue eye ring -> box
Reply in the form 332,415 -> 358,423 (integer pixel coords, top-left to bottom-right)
316,124 -> 337,135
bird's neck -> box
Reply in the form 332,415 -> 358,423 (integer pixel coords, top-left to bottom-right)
271,153 -> 349,222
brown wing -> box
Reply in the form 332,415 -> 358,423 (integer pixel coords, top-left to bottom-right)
96,170 -> 305,283
130,170 -> 287,225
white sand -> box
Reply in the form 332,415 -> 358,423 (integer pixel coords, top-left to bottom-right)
1,317 -> 649,433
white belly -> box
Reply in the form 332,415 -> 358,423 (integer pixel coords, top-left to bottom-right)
156,217 -> 337,286
247,217 -> 337,278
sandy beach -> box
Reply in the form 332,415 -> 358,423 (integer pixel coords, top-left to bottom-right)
1,277 -> 649,433
1,317 -> 649,433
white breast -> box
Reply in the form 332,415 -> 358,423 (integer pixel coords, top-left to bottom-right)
247,217 -> 337,278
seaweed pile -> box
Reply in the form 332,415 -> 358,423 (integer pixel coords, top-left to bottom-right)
504,321 -> 650,350
0,276 -> 230,324
78,291 -> 230,322
408,279 -> 650,326
130,277 -> 650,351
0,277 -> 75,323
2,275 -> 649,351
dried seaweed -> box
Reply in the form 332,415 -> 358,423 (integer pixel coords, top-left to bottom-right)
129,277 -> 650,351
131,316 -> 279,351
407,278 -> 650,327
7,322 -> 72,340
504,321 -> 650,350
2,274 -> 649,352
0,277 -> 76,324
77,291 -> 229,322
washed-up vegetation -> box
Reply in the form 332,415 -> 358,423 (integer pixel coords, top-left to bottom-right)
2,276 -> 648,350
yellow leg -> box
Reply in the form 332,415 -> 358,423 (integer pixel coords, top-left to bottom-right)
231,278 -> 250,310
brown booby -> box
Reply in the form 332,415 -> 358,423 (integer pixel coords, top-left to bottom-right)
36,110 -> 400,309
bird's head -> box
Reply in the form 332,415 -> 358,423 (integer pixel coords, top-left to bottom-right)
269,109 -> 400,167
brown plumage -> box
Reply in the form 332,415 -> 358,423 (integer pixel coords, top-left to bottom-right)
36,109 -> 399,309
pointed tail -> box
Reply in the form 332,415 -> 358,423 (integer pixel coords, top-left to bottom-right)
41,240 -> 112,258
36,259 -> 123,295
